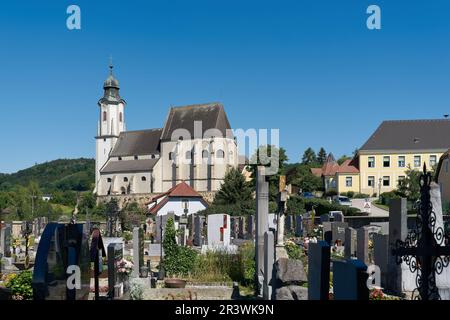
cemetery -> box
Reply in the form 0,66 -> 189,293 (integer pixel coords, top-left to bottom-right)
0,165 -> 449,301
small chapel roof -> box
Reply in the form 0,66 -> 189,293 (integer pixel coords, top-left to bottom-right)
110,128 -> 162,157
160,103 -> 232,141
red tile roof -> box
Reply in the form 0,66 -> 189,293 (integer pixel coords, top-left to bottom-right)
337,159 -> 360,174
146,182 -> 205,215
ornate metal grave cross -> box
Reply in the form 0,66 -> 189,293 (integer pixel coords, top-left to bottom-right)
392,164 -> 450,300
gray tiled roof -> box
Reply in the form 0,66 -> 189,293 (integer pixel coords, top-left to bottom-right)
160,103 -> 232,141
101,159 -> 159,174
110,129 -> 162,157
360,119 -> 450,151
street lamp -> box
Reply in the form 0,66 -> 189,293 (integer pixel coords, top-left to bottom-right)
378,177 -> 382,200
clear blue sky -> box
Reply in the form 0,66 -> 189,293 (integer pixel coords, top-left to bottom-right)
1,0 -> 449,173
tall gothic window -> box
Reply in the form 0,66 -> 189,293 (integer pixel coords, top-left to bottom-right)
202,150 -> 209,158
119,112 -> 123,122
216,149 -> 225,158
103,111 -> 107,121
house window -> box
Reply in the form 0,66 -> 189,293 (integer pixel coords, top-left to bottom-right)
430,155 -> 437,167
103,111 -> 107,121
345,177 -> 352,187
398,156 -> 405,168
414,156 -> 421,167
107,178 -> 112,183
383,156 -> 390,167
141,176 -> 146,181
134,155 -> 138,160
368,157 -> 375,168
382,176 -> 390,187
124,177 -> 128,182
216,149 -> 225,158
368,176 -> 375,187
398,176 -> 405,186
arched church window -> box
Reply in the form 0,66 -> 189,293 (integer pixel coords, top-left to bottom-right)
141,176 -> 147,181
123,177 -> 128,182
119,112 -> 123,122
216,149 -> 225,158
107,178 -> 112,183
202,150 -> 209,158
103,111 -> 107,121
169,152 -> 174,161
121,187 -> 126,195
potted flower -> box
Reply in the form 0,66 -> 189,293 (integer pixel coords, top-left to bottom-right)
116,258 -> 133,291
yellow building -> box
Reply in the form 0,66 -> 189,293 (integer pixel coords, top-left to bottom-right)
436,149 -> 450,209
313,119 -> 450,196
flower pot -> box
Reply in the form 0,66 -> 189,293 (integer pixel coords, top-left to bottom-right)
164,279 -> 186,288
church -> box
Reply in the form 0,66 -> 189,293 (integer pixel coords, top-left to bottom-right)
94,65 -> 238,205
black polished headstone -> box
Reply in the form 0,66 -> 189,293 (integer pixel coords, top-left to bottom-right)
308,241 -> 330,300
333,259 -> 369,300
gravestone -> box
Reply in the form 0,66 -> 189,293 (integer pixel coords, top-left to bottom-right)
108,243 -> 124,299
32,223 -> 90,300
370,222 -> 389,235
246,215 -> 255,240
194,215 -> 205,246
308,241 -> 330,300
284,215 -> 293,234
256,166 -> 269,297
132,227 -> 144,278
373,233 -> 389,288
155,215 -> 168,243
356,227 -> 369,265
263,231 -> 274,300
331,222 -> 348,245
344,227 -> 357,259
207,214 -> 231,247
230,217 -> 237,238
330,211 -> 344,222
268,213 -> 277,231
178,225 -> 187,246
238,217 -> 245,239
320,213 -> 330,223
294,215 -> 303,237
0,223 -> 12,258
387,198 -> 407,294
333,259 -> 369,300
322,222 -> 332,244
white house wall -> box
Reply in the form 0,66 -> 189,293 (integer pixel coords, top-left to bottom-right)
155,198 -> 207,217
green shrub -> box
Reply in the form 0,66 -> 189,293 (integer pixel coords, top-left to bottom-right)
285,241 -> 303,260
162,218 -> 198,277
354,193 -> 370,199
5,271 -> 33,300
343,191 -> 355,198
380,191 -> 401,206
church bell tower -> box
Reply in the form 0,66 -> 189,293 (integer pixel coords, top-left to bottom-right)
94,63 -> 126,193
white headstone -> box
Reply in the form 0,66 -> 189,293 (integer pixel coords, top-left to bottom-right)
207,214 -> 231,247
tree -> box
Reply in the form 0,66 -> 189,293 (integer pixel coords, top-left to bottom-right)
248,145 -> 288,201
214,168 -> 252,205
397,165 -> 432,201
301,147 -> 317,165
317,148 -> 327,165
337,155 -> 351,165
120,201 -> 146,231
287,164 -> 323,192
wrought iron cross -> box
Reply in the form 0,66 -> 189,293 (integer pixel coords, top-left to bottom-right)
392,164 -> 450,300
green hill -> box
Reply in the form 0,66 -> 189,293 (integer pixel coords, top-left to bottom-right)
0,158 -> 95,192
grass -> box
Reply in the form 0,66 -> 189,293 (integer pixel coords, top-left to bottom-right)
371,200 -> 389,211
50,203 -> 73,214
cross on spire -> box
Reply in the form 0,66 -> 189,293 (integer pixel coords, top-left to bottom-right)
109,55 -> 113,75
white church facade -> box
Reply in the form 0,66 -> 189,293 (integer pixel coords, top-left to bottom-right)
94,65 -> 238,204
